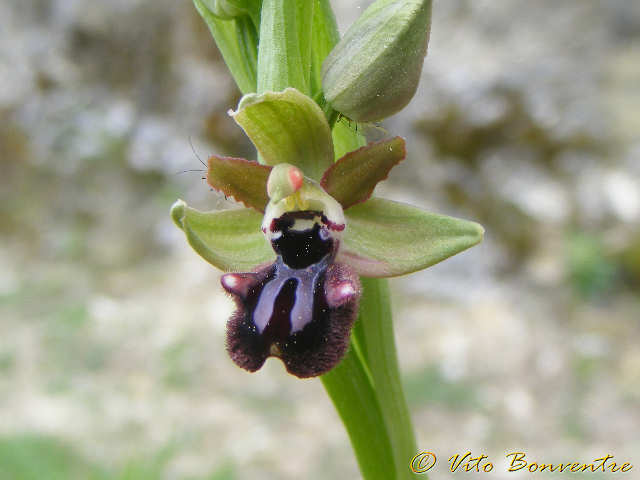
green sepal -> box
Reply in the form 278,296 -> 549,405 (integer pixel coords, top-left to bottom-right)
194,0 -> 258,94
207,155 -> 271,212
230,88 -> 334,181
339,197 -> 484,277
171,200 -> 274,272
322,0 -> 432,122
321,137 -> 406,209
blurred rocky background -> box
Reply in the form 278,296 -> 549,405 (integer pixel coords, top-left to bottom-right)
1,0 -> 639,479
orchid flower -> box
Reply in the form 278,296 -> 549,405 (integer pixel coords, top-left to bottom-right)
171,87 -> 483,378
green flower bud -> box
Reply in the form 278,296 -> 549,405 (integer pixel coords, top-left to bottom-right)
321,0 -> 432,122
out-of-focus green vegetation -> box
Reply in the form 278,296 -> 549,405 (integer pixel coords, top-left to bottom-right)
0,435 -> 236,480
567,234 -> 618,299
403,366 -> 480,411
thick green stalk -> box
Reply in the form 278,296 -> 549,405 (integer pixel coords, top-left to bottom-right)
331,121 -> 420,479
324,127 -> 404,480
321,340 -> 396,480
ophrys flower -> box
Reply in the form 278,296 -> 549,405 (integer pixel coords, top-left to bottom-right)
171,88 -> 483,377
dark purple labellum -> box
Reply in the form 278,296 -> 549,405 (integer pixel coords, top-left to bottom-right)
221,211 -> 360,378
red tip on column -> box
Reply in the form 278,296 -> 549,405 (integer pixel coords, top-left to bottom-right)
288,167 -> 304,192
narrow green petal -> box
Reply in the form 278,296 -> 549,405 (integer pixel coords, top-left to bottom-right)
230,88 -> 334,181
207,155 -> 271,212
340,198 -> 484,277
321,137 -> 406,209
171,199 -> 274,272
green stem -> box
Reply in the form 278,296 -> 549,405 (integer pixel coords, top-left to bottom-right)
311,3 -> 416,477
358,278 -> 420,479
321,341 -> 396,480
330,118 -> 421,480
329,101 -> 420,480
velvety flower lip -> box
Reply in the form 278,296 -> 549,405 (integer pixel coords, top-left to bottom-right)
221,232 -> 361,378
171,88 -> 484,377
218,164 -> 361,377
